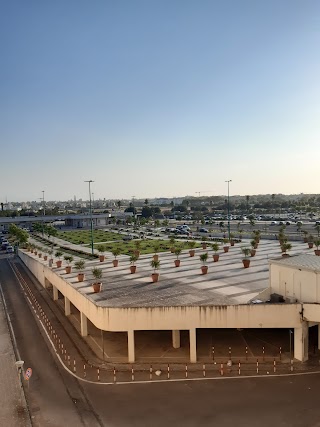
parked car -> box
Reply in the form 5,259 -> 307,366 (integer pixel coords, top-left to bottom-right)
270,221 -> 278,226
199,228 -> 209,233
6,245 -> 14,253
123,235 -> 133,241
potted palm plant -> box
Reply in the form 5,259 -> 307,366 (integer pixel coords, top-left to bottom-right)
229,233 -> 235,247
64,255 -> 74,274
97,244 -> 106,262
153,243 -> 160,261
201,236 -> 208,249
308,235 -> 314,249
129,255 -> 138,273
250,240 -> 257,257
302,230 -> 308,243
238,229 -> 243,241
281,242 -> 292,257
150,259 -> 160,282
174,247 -> 182,267
74,259 -> 86,282
223,238 -> 230,253
314,240 -> 320,256
38,247 -> 43,258
200,252 -> 208,274
253,229 -> 261,243
211,242 -> 220,262
91,267 -> 103,293
112,248 -> 121,267
43,248 -> 48,261
188,241 -> 196,257
48,249 -> 54,267
55,250 -> 63,268
241,247 -> 251,268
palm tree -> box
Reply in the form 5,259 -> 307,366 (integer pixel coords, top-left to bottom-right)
199,252 -> 208,274
75,259 -> 86,281
211,242 -> 220,262
174,247 -> 182,267
188,241 -> 196,257
91,267 -> 103,292
150,259 -> 160,282
129,255 -> 138,273
112,248 -> 121,266
246,195 -> 250,212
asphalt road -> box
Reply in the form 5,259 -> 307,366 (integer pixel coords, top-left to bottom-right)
1,254 -> 320,427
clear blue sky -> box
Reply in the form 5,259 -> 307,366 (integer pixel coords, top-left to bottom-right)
1,0 -> 319,201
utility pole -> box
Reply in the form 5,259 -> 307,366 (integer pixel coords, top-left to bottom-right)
225,180 -> 232,241
85,180 -> 94,255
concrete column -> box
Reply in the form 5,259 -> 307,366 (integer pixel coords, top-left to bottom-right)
172,330 -> 180,349
80,312 -> 88,337
294,322 -> 308,362
189,328 -> 197,363
64,297 -> 71,316
128,330 -> 135,363
53,286 -> 58,301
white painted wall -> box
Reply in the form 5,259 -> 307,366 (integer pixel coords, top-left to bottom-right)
270,264 -> 320,303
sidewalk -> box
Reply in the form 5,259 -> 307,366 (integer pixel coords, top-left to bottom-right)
0,284 -> 31,427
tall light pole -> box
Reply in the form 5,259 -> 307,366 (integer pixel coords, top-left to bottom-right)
41,190 -> 45,236
225,180 -> 232,241
85,180 -> 94,255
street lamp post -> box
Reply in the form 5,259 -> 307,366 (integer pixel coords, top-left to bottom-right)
41,190 -> 45,236
225,180 -> 232,241
85,180 -> 94,255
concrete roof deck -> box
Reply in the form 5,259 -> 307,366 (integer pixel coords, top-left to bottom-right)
270,253 -> 320,272
49,239 -> 315,308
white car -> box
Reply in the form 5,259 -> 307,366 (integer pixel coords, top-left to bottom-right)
270,221 -> 278,226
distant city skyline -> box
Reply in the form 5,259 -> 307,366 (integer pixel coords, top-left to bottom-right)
1,1 -> 320,201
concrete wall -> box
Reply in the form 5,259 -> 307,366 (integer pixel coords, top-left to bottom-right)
19,250 -> 305,333
270,264 -> 320,303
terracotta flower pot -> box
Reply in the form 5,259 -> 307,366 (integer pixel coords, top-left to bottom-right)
113,259 -> 119,267
99,255 -> 105,262
308,242 -> 314,249
92,282 -> 102,293
202,243 -> 207,249
230,241 -> 235,247
38,253 -> 42,258
242,259 -> 250,268
153,254 -> 159,262
77,273 -> 84,282
34,251 -> 38,255
44,255 -> 48,261
213,254 -> 219,262
223,246 -> 229,253
189,250 -> 195,257
31,249 -> 34,253
250,249 -> 256,257
130,265 -> 137,274
282,253 -> 290,258
201,265 -> 208,275
174,259 -> 181,267
314,249 -> 320,256
65,266 -> 72,274
56,260 -> 62,268
151,273 -> 159,283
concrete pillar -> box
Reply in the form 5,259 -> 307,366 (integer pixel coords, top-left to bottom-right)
53,286 -> 58,301
172,330 -> 180,349
189,328 -> 197,363
64,297 -> 71,316
128,330 -> 135,363
80,312 -> 88,337
294,322 -> 308,362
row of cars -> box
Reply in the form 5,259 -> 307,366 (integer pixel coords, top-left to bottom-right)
0,235 -> 14,253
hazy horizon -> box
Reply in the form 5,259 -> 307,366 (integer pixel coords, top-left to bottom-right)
1,0 -> 320,201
